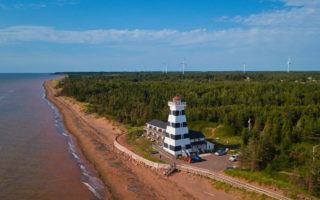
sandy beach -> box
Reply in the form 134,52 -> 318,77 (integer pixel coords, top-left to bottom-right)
44,80 -> 236,200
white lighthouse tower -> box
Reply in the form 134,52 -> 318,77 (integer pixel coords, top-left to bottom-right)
163,96 -> 192,157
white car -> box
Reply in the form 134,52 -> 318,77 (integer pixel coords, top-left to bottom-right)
229,154 -> 238,162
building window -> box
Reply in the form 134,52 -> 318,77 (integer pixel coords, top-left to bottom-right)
165,132 -> 169,137
164,143 -> 168,148
182,122 -> 187,127
185,144 -> 191,149
181,110 -> 185,115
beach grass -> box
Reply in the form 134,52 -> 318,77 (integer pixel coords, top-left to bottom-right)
224,169 -> 313,199
210,179 -> 274,200
50,79 -> 60,88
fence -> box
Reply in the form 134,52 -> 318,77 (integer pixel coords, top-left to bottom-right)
176,164 -> 291,200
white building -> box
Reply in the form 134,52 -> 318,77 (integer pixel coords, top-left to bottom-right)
144,96 -> 214,157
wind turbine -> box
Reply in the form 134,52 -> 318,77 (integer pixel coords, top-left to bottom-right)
162,63 -> 165,74
287,57 -> 292,73
181,59 -> 187,75
165,62 -> 168,74
162,62 -> 168,74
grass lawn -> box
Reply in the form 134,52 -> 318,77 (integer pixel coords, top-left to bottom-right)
214,125 -> 241,146
189,121 -> 241,147
224,169 -> 311,199
211,179 -> 274,200
125,126 -> 166,163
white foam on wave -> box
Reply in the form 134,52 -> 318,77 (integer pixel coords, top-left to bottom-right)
82,172 -> 90,177
72,152 -> 80,160
68,142 -> 75,152
82,182 -> 103,199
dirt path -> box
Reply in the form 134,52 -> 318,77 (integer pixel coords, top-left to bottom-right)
44,80 -> 236,200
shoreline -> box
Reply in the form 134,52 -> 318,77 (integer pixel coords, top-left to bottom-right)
42,86 -> 105,199
44,79 -> 237,200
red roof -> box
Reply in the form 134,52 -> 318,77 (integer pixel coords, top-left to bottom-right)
172,95 -> 181,102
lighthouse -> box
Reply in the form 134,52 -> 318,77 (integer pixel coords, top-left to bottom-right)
163,96 -> 192,157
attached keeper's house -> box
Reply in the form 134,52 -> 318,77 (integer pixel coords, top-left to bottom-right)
144,96 -> 214,157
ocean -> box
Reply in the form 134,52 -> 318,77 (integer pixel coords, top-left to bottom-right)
0,74 -> 105,200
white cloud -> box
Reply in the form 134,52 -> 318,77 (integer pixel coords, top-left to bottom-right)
283,0 -> 320,7
0,0 -> 79,10
224,0 -> 320,29
0,0 -> 318,47
0,0 -> 319,70
0,26 -> 180,45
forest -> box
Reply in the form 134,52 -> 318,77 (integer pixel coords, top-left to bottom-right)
57,72 -> 320,196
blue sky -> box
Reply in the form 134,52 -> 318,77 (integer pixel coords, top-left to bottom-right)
0,0 -> 319,72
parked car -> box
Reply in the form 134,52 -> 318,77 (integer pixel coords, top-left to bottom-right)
229,154 -> 239,162
215,148 -> 227,156
192,155 -> 202,162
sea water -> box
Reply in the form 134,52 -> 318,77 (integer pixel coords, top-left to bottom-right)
0,74 -> 105,200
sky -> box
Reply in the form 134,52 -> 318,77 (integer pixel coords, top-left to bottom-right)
0,0 -> 319,72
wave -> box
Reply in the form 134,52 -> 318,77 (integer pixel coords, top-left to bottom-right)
42,86 -> 106,199
82,182 -> 103,200
72,152 -> 80,160
62,132 -> 68,137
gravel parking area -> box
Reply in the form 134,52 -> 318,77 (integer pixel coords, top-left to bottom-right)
190,153 -> 235,172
